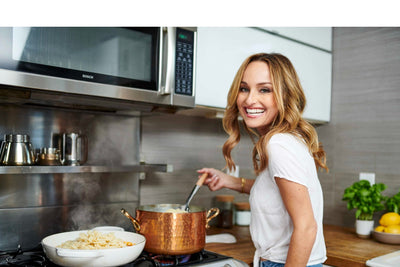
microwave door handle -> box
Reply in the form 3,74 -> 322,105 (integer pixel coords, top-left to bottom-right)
160,27 -> 176,95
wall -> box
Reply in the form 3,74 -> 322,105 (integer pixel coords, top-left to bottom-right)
140,113 -> 252,209
141,27 -> 400,229
317,27 -> 400,227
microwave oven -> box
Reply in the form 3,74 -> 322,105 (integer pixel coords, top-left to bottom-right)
0,27 -> 196,111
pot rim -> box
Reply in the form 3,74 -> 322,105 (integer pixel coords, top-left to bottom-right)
137,203 -> 206,213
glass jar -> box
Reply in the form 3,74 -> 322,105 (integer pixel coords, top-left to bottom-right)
234,202 -> 251,226
215,195 -> 235,228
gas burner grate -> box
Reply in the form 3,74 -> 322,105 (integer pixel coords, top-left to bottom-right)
0,244 -> 50,267
1,245 -> 234,267
5,253 -> 46,267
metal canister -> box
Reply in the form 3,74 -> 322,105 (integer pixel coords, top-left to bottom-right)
37,148 -> 61,166
0,134 -> 35,165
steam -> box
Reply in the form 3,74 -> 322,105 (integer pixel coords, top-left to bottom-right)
87,116 -> 137,166
58,115 -> 140,230
64,173 -> 109,230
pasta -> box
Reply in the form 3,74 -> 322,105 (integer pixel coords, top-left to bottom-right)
58,230 -> 133,249
165,208 -> 188,213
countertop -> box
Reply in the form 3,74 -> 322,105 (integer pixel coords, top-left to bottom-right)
205,224 -> 400,267
323,224 -> 399,266
206,225 -> 254,265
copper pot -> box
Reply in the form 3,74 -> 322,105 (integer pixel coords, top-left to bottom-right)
121,204 -> 219,255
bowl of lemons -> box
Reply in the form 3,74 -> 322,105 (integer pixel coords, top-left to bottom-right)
373,212 -> 400,244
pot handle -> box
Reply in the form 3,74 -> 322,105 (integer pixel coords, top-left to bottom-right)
205,207 -> 220,229
120,208 -> 141,232
56,248 -> 103,258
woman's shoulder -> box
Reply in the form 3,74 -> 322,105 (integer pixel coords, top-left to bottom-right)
268,132 -> 307,150
269,132 -> 300,144
268,133 -> 312,163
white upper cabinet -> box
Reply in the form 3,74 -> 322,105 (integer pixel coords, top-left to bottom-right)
261,27 -> 332,51
195,27 -> 332,123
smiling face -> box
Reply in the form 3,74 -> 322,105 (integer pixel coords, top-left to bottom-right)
236,61 -> 279,135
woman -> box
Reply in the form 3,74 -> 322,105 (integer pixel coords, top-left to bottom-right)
199,53 -> 328,267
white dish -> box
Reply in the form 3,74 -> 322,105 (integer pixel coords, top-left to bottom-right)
42,229 -> 145,267
366,250 -> 400,267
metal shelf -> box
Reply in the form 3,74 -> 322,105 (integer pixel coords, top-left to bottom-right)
0,163 -> 173,174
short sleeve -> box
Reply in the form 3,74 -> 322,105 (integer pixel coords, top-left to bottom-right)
267,141 -> 309,188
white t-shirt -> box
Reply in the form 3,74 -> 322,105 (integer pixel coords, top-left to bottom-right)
249,133 -> 327,266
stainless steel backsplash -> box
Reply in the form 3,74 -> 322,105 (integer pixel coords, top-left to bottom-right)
0,104 -> 141,250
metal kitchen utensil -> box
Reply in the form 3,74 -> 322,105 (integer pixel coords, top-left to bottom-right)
0,134 -> 35,165
37,147 -> 61,166
53,133 -> 88,166
183,173 -> 208,211
62,133 -> 88,166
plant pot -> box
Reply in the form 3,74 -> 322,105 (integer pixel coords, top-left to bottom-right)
355,219 -> 374,238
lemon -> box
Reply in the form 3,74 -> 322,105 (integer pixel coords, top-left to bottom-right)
375,225 -> 386,232
379,212 -> 400,226
384,225 -> 400,234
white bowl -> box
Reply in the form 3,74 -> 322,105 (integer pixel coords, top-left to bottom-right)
42,229 -> 145,267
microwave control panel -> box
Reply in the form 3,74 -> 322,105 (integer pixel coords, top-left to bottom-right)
175,28 -> 194,96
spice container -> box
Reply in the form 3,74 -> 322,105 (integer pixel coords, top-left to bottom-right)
234,202 -> 251,226
214,195 -> 234,228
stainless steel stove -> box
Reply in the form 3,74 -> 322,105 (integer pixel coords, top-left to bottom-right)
0,244 -> 249,267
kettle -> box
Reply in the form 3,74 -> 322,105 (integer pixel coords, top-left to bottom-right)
0,134 -> 36,165
53,133 -> 88,166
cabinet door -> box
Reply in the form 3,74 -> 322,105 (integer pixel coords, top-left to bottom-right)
261,27 -> 332,51
196,27 -> 331,123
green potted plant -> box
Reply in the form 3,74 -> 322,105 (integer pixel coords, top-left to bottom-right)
385,190 -> 400,213
342,179 -> 387,238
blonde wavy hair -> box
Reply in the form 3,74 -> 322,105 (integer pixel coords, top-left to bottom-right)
222,53 -> 328,175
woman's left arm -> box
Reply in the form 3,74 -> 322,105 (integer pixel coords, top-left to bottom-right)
275,177 -> 318,267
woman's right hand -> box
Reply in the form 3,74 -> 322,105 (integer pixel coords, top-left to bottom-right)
197,168 -> 238,192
